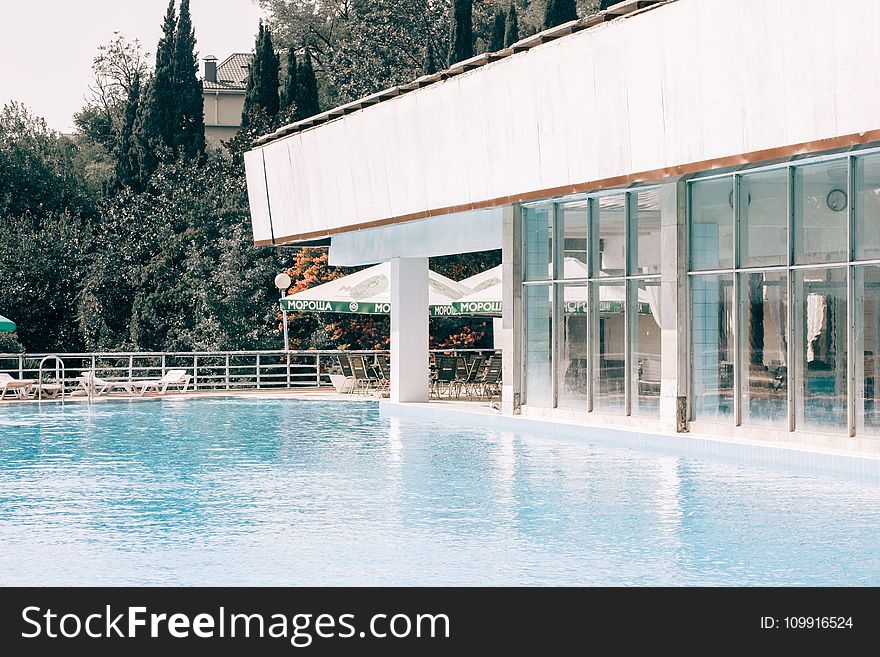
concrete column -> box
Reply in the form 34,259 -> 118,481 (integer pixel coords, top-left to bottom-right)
659,180 -> 689,432
390,257 -> 429,403
501,204 -> 523,415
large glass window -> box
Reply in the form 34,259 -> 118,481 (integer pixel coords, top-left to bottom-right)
523,284 -> 553,407
740,169 -> 788,267
691,273 -> 735,421
558,285 -> 588,409
856,154 -> 880,261
592,281 -> 626,413
560,201 -> 588,274
739,271 -> 788,427
631,188 -> 662,275
856,265 -> 880,434
690,178 -> 734,270
596,194 -> 626,277
793,268 -> 847,433
631,279 -> 662,416
794,160 -> 849,265
524,205 -> 552,281
521,186 -> 660,415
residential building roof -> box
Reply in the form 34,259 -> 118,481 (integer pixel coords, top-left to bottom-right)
203,53 -> 252,91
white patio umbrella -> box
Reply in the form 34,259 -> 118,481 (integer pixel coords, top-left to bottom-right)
280,262 -> 471,317
453,259 -> 656,316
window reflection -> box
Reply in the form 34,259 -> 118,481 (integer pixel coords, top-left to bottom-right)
691,273 -> 735,421
631,279 -> 662,416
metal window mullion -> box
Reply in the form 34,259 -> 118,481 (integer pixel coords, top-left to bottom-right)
732,175 -> 742,427
787,165 -> 795,432
551,204 -> 562,408
847,155 -> 857,437
624,192 -> 635,416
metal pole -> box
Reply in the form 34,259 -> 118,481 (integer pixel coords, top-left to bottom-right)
225,354 -> 231,390
282,307 -> 290,352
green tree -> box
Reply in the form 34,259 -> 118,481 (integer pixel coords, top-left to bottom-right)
488,9 -> 506,51
423,40 -> 438,75
294,50 -> 320,121
449,0 -> 474,65
505,3 -> 520,46
599,0 -> 614,9
242,22 -> 281,125
280,46 -> 299,115
544,0 -> 578,29
134,0 -> 178,185
115,72 -> 142,190
172,0 -> 206,159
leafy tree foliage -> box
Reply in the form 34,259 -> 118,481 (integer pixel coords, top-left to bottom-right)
505,3 -> 520,46
172,0 -> 206,159
449,0 -> 474,64
544,0 -> 578,29
489,9 -> 506,51
294,50 -> 320,120
243,22 -> 281,125
280,46 -> 299,114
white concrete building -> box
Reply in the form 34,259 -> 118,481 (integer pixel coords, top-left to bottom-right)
244,0 -> 880,457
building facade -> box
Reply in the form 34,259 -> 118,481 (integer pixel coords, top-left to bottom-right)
202,53 -> 251,146
243,0 -> 880,456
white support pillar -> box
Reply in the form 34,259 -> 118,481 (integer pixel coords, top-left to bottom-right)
390,257 -> 429,403
501,204 -> 523,415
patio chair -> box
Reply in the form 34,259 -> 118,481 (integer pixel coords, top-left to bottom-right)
0,373 -> 35,400
459,355 -> 485,399
477,355 -> 503,401
336,354 -> 356,394
373,354 -> 391,394
132,369 -> 191,396
76,370 -> 133,396
431,356 -> 462,399
349,355 -> 377,395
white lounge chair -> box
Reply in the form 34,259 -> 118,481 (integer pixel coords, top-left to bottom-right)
0,373 -> 35,400
132,369 -> 191,396
76,370 -> 133,396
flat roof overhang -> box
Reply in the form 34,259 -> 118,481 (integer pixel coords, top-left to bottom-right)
245,0 -> 880,247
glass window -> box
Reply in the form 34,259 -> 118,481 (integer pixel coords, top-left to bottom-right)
596,194 -> 626,277
631,189 -> 661,275
740,169 -> 788,267
560,201 -> 589,276
631,279 -> 662,416
690,178 -> 734,271
523,284 -> 553,407
739,271 -> 788,427
592,280 -> 626,412
793,268 -> 847,433
855,265 -> 880,434
855,154 -> 880,261
523,205 -> 553,281
794,160 -> 849,264
691,273 -> 735,422
558,285 -> 588,409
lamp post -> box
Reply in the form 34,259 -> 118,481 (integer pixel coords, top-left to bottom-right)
275,273 -> 292,352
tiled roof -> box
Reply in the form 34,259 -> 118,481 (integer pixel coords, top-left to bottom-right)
203,53 -> 252,91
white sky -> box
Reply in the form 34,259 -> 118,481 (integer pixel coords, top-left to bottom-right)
0,0 -> 265,132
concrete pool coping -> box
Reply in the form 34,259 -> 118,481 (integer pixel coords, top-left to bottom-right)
380,400 -> 880,480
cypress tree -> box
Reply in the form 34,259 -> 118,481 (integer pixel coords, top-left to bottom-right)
489,10 -> 506,52
504,3 -> 519,47
423,41 -> 438,76
280,46 -> 298,114
294,50 -> 320,121
115,72 -> 141,190
448,0 -> 473,65
257,27 -> 280,118
135,0 -> 177,182
242,22 -> 280,125
241,23 -> 264,126
544,0 -> 577,29
600,0 -> 615,9
173,0 -> 205,158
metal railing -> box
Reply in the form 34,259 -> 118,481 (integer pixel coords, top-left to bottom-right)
0,349 -> 499,397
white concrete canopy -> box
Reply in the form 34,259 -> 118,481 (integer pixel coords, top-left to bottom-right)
246,0 -> 880,247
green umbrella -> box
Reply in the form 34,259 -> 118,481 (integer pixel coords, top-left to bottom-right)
0,315 -> 15,333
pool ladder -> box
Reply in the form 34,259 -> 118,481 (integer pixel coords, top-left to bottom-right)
37,355 -> 67,404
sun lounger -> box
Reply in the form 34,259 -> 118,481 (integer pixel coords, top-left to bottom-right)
76,371 -> 133,396
132,369 -> 191,396
0,373 -> 35,400
31,383 -> 64,399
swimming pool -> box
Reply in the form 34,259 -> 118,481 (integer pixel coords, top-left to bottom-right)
0,398 -> 878,586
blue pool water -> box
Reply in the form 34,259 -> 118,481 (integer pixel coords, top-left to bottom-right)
0,398 -> 878,586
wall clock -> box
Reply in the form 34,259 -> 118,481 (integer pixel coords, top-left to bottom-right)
826,189 -> 847,212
